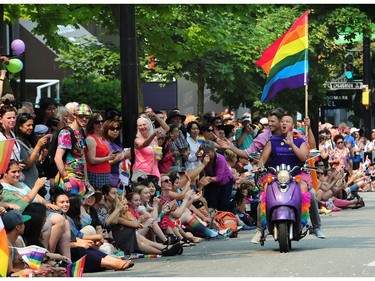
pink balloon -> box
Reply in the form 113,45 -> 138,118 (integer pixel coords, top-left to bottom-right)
11,39 -> 25,55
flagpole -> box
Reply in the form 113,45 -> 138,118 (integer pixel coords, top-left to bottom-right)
305,84 -> 308,118
304,11 -> 309,135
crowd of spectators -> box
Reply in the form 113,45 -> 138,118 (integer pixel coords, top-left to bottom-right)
0,89 -> 370,276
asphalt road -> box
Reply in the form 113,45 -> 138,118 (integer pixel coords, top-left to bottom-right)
86,192 -> 375,278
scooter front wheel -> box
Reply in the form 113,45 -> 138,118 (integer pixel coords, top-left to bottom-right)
277,221 -> 290,253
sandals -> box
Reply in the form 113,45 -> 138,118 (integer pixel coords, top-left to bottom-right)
180,238 -> 196,247
163,234 -> 179,245
161,243 -> 183,256
115,260 -> 134,271
351,197 -> 365,209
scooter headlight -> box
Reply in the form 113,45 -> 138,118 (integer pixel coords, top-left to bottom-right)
277,170 -> 291,184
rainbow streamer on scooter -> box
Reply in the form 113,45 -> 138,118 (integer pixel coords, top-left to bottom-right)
301,191 -> 311,226
260,190 -> 310,228
260,192 -> 267,229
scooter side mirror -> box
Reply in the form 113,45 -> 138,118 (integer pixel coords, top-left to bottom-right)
309,149 -> 321,158
249,152 -> 261,160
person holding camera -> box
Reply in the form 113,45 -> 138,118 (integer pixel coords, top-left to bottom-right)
15,112 -> 51,188
235,113 -> 256,150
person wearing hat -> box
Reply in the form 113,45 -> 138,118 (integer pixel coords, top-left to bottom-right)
254,117 -> 269,138
2,210 -> 50,277
166,109 -> 187,138
235,113 -> 256,150
54,103 -> 95,198
81,188 -> 116,255
104,108 -> 121,121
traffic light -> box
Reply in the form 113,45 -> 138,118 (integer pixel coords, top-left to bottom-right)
344,52 -> 354,80
362,84 -> 370,109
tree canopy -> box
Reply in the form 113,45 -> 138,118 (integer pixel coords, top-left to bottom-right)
2,4 -> 374,118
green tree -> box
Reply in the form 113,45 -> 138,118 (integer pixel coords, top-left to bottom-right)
2,4 -> 374,119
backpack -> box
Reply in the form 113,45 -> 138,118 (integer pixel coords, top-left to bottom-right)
47,126 -> 85,176
213,211 -> 238,238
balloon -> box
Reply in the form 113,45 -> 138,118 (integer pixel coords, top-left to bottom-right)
6,58 -> 23,74
11,39 -> 25,55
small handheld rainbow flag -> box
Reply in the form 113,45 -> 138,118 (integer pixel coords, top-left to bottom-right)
197,135 -> 206,145
14,245 -> 48,270
119,158 -> 131,186
0,217 -> 9,277
0,139 -> 16,174
66,255 -> 86,277
133,253 -> 161,259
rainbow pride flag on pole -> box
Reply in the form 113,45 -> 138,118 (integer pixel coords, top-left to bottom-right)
255,11 -> 308,103
66,255 -> 86,277
14,245 -> 48,270
0,217 -> 9,277
0,139 -> 16,174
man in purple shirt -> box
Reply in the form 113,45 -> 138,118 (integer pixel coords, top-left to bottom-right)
217,108 -> 326,241
202,141 -> 234,211
217,108 -> 284,156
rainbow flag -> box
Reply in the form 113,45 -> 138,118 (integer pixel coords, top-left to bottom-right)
15,245 -> 48,270
119,158 -> 132,186
133,253 -> 161,259
66,255 -> 86,277
197,135 -> 206,145
0,217 -> 9,277
255,11 -> 308,103
0,139 -> 16,174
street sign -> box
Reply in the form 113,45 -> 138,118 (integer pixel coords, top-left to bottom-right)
326,93 -> 352,108
329,81 -> 363,90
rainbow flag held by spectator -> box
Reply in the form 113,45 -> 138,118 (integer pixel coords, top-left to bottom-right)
0,217 -> 9,277
0,139 -> 16,174
197,135 -> 206,145
66,255 -> 86,277
119,158 -> 132,186
255,11 -> 309,103
14,245 -> 48,270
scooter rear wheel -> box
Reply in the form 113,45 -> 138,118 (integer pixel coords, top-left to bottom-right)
277,221 -> 290,253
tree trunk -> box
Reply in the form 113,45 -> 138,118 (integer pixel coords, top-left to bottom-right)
197,74 -> 205,119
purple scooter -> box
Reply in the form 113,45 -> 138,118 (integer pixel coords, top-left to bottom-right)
250,150 -> 320,253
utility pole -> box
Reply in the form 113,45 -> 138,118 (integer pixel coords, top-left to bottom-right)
119,4 -> 139,151
363,35 -> 371,139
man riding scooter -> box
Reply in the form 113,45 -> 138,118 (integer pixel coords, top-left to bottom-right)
252,114 -> 313,251
218,109 -> 326,243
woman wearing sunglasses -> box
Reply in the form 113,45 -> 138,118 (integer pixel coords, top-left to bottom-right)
329,134 -> 353,173
85,114 -> 116,190
15,113 -> 51,188
102,119 -> 130,188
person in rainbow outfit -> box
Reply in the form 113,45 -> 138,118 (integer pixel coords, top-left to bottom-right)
54,104 -> 94,198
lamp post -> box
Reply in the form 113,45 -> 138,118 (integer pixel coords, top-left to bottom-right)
120,4 -> 139,151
